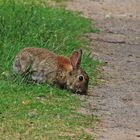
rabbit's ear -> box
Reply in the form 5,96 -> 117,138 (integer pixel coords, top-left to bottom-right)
70,49 -> 82,69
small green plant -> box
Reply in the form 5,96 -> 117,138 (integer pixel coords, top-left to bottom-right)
0,0 -> 101,139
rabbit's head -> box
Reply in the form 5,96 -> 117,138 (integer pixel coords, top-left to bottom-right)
66,50 -> 89,95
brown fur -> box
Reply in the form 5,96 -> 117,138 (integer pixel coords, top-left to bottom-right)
57,56 -> 73,71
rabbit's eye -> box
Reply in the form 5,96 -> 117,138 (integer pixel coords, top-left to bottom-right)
79,75 -> 84,81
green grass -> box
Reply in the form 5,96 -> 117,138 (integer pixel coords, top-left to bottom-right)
0,0 -> 101,139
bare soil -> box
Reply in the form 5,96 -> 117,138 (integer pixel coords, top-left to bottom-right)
65,0 -> 140,139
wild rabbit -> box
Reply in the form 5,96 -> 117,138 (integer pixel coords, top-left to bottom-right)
13,47 -> 89,95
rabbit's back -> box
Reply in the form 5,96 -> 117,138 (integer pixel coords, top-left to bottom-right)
13,48 -> 58,83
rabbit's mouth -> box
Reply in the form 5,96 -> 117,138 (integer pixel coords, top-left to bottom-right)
66,83 -> 87,95
76,89 -> 87,95
67,86 -> 78,94
69,87 -> 86,95
75,89 -> 82,94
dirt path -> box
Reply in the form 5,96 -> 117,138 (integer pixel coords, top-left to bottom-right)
65,0 -> 140,139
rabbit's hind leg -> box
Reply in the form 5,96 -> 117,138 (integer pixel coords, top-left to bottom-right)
31,71 -> 46,83
13,53 -> 33,75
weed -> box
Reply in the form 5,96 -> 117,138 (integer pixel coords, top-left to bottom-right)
0,0 -> 101,139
